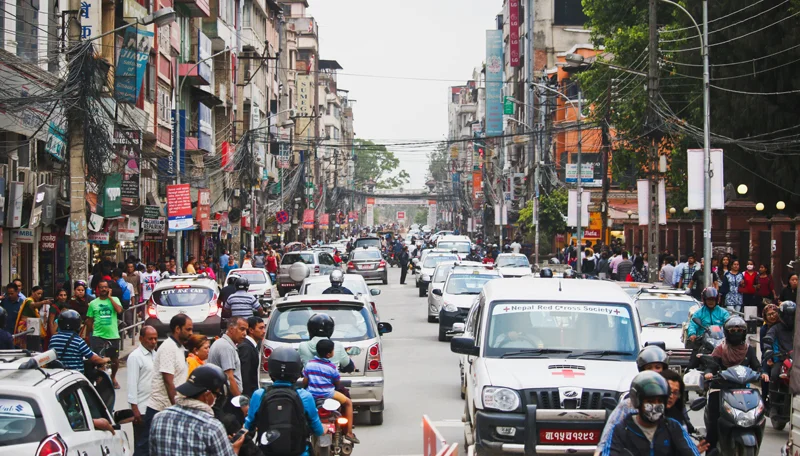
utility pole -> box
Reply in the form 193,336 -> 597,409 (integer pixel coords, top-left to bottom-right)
67,0 -> 88,284
600,80 -> 612,245
575,84 -> 583,274
527,0 -> 539,267
647,0 -> 661,281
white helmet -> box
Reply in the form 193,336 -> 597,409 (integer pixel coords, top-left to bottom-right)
330,269 -> 344,285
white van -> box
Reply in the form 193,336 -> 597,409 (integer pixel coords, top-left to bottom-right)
436,235 -> 472,256
452,278 -> 641,455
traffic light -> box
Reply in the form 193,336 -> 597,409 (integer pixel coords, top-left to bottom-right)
473,140 -> 486,170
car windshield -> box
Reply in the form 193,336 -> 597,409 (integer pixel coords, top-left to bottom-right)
302,278 -> 369,295
497,256 -> 530,268
0,396 -> 46,445
433,265 -> 454,282
437,241 -> 471,254
354,238 -> 381,249
484,302 -> 638,359
637,299 -> 694,326
282,253 -> 315,265
232,269 -> 268,284
352,250 -> 382,260
268,306 -> 375,342
153,286 -> 215,306
424,255 -> 458,268
445,274 -> 498,294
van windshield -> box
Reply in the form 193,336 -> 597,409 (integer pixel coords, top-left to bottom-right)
484,302 -> 637,359
437,241 -> 471,254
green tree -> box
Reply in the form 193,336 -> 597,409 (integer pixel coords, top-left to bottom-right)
414,208 -> 429,225
427,142 -> 449,185
517,188 -> 568,252
353,139 -> 410,189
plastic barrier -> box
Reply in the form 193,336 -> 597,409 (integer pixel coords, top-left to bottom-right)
422,415 -> 459,456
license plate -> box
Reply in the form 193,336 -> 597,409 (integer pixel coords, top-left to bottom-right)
732,389 -> 754,395
539,429 -> 599,444
360,264 -> 375,270
281,283 -> 295,287
319,433 -> 332,446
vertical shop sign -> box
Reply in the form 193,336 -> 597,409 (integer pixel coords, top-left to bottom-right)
509,0 -> 521,67
101,174 -> 122,218
6,181 -> 23,228
116,129 -> 141,207
197,189 -> 211,231
167,184 -> 193,231
29,184 -> 46,228
485,30 -> 504,136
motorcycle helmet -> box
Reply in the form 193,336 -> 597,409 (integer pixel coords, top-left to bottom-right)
177,364 -> 228,397
307,313 -> 335,338
636,345 -> 669,372
227,273 -> 241,286
330,269 -> 345,286
780,301 -> 797,329
563,269 -> 576,279
723,316 -> 748,346
0,306 -> 6,330
539,268 -> 554,278
701,287 -> 718,303
58,309 -> 82,332
267,346 -> 303,383
629,370 -> 669,407
235,277 -> 250,291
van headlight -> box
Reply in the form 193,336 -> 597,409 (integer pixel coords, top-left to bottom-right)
443,302 -> 458,312
482,387 -> 520,412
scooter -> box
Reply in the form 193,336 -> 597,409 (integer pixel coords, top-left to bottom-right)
312,398 -> 353,456
763,345 -> 793,431
694,356 -> 766,456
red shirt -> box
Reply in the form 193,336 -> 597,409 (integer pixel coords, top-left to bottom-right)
266,256 -> 278,273
756,275 -> 774,298
740,271 -> 758,294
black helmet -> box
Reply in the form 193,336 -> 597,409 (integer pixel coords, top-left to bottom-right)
267,346 -> 303,383
330,270 -> 344,286
540,268 -> 553,278
177,364 -> 227,397
307,313 -> 335,338
0,306 -> 6,329
58,309 -> 82,332
629,371 -> 669,408
636,345 -> 669,372
780,301 -> 797,329
235,277 -> 250,291
227,273 -> 241,286
701,287 -> 718,302
723,316 -> 748,345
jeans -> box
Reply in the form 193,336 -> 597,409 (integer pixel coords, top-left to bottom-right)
136,407 -> 159,456
705,391 -> 720,449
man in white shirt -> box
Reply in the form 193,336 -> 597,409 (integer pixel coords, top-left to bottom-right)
128,326 -> 157,456
140,262 -> 160,303
510,238 -> 522,254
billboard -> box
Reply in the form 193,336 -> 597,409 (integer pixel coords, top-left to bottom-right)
167,184 -> 193,231
485,30 -> 504,137
115,27 -> 154,103
296,75 -> 314,116
116,129 -> 141,207
509,0 -> 521,67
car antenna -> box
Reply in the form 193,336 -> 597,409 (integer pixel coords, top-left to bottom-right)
558,280 -> 562,292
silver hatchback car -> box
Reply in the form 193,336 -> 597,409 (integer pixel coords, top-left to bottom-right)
261,295 -> 393,425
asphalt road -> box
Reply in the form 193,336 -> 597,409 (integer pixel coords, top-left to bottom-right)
112,267 -> 789,455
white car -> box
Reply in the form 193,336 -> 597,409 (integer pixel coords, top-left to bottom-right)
435,235 -> 472,256
452,279 -> 641,455
224,267 -> 278,306
416,253 -> 460,297
634,288 -> 698,370
427,262 -> 456,323
0,350 -> 132,455
298,273 -> 382,321
495,253 -> 533,278
145,273 -> 221,339
435,267 -> 501,341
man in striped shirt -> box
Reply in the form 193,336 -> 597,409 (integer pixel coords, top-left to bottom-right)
49,309 -> 109,373
222,277 -> 263,318
302,338 -> 359,444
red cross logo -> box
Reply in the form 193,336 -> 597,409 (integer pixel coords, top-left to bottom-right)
614,309 -> 620,315
552,369 -> 585,378
503,307 -> 510,312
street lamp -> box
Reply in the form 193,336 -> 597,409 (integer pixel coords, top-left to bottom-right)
683,207 -> 691,214
756,202 -> 765,212
777,201 -> 786,211
669,207 -> 676,214
737,184 -> 748,195
627,210 -> 633,219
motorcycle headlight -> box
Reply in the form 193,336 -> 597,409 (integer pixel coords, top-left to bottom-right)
482,387 -> 520,412
443,302 -> 458,312
724,403 -> 760,428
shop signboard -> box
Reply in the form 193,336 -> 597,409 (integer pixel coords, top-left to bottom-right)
101,173 -> 123,218
42,185 -> 57,226
167,184 -> 193,231
40,234 -> 56,251
319,213 -> 329,229
29,184 -> 46,228
12,229 -> 34,243
485,30 -> 504,136
6,181 -> 23,228
302,209 -> 315,230
88,232 -> 110,244
115,26 -> 154,103
116,129 -> 141,207
197,189 -> 211,231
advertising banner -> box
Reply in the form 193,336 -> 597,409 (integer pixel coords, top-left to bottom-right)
198,103 -> 213,153
567,190 -> 590,228
0,177 -> 6,226
115,27 -> 154,103
197,189 -> 211,231
509,0 -> 521,67
40,234 -> 56,251
687,149 -> 725,210
143,205 -> 165,234
29,184 -> 46,229
102,173 -> 122,218
6,181 -> 22,228
167,184 -> 193,231
319,213 -> 329,230
88,213 -> 104,232
302,209 -> 315,229
296,75 -> 314,116
472,171 -> 483,199
116,129 -> 141,207
485,30 -> 504,137
117,216 -> 140,241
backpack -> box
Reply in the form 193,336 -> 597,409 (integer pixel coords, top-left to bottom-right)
255,386 -> 310,456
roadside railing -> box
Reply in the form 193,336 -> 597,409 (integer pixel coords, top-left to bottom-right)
119,302 -> 148,350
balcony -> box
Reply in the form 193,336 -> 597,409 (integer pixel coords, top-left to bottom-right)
203,18 -> 234,51
287,17 -> 317,37
241,27 -> 265,53
175,0 -> 210,17
179,61 -> 212,86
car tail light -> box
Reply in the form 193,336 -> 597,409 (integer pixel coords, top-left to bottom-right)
36,433 -> 68,456
146,300 -> 158,319
379,260 -> 386,268
314,265 -> 320,274
367,342 -> 382,371
337,417 -> 348,426
347,262 -> 355,270
262,347 -> 273,372
370,302 -> 377,316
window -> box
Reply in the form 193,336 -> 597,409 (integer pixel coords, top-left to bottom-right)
243,0 -> 252,27
146,54 -> 156,103
554,0 -> 589,26
77,382 -> 111,422
0,395 -> 46,445
158,86 -> 171,124
16,0 -> 38,62
58,385 -> 89,431
318,253 -> 335,266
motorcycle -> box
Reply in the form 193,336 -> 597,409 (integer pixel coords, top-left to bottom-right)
312,396 -> 352,455
384,251 -> 398,268
692,356 -> 766,456
763,344 -> 793,431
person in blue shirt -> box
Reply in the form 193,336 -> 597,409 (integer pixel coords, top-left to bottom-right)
0,282 -> 24,334
245,346 -> 323,456
687,287 -> 730,342
766,301 -> 795,384
48,309 -> 109,373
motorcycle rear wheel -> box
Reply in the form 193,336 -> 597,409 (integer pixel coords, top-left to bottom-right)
771,417 -> 787,431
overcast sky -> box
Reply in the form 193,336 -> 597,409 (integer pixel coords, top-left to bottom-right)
308,1 -> 501,188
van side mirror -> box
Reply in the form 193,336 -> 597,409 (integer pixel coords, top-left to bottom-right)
451,336 -> 479,356
451,322 -> 466,334
432,289 -> 443,296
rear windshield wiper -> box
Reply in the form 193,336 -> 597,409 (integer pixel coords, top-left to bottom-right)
642,321 -> 680,328
568,350 -> 632,358
501,348 -> 573,358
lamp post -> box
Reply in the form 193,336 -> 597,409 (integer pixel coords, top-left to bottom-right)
173,46 -> 230,273
507,99 -> 542,267
756,202 -> 765,212
737,184 -> 748,196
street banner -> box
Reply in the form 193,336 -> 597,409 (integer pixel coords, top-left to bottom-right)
197,189 -> 211,231
115,27 -> 154,103
658,179 -> 667,225
637,179 -> 650,226
485,30 -> 504,136
6,181 -> 22,228
319,213 -> 329,229
88,232 -> 110,244
509,0 -> 521,67
302,209 -> 315,229
116,129 -> 141,208
42,185 -> 57,226
567,190 -> 590,227
88,213 -> 104,232
101,174 -> 122,218
687,149 -> 725,210
142,205 -> 165,234
348,211 -> 356,223
29,184 -> 46,229
167,184 -> 193,231
472,170 -> 483,199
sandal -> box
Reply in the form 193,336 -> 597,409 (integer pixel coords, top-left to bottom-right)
346,434 -> 360,444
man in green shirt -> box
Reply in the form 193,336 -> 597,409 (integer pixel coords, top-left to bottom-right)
87,280 -> 123,389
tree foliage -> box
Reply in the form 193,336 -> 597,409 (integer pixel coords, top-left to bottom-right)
518,188 -> 568,248
581,0 -> 800,210
427,142 -> 450,184
414,207 -> 429,225
353,139 -> 410,190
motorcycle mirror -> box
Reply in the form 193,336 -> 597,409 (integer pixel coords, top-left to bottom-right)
689,397 -> 707,411
288,262 -> 311,283
323,398 -> 342,411
432,289 -> 443,296
692,317 -> 705,327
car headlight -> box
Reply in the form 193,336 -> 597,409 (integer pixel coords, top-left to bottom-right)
482,387 -> 520,412
443,302 -> 458,312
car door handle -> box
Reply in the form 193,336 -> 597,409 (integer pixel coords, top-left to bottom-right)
101,445 -> 110,456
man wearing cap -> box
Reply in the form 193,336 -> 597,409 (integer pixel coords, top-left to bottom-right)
150,364 -> 245,456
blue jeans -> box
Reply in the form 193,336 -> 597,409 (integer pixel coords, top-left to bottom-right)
136,407 -> 158,456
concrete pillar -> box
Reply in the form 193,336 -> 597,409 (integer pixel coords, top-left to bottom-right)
771,217 -> 792,289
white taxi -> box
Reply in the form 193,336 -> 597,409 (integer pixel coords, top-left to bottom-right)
0,350 -> 132,455
224,267 -> 278,307
452,279 -> 641,455
145,273 -> 221,339
634,287 -> 698,369
495,253 -> 533,278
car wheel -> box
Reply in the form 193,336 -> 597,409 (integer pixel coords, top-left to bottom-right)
419,287 -> 426,297
382,274 -> 388,285
427,315 -> 437,323
438,326 -> 448,342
